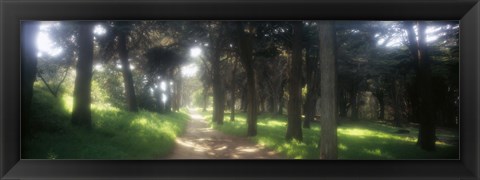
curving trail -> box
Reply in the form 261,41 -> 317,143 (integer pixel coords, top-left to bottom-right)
167,108 -> 284,159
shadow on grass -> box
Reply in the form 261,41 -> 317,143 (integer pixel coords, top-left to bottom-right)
203,111 -> 458,159
22,87 -> 189,159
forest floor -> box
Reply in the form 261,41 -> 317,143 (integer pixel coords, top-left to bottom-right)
167,108 -> 284,159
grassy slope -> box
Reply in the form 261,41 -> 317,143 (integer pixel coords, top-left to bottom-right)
204,111 -> 458,159
22,87 -> 189,159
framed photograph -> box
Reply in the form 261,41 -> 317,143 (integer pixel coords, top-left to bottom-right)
1,0 -> 479,179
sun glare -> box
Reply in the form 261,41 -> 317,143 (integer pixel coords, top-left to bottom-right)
181,63 -> 199,77
36,25 -> 63,57
94,24 -> 107,36
190,47 -> 202,58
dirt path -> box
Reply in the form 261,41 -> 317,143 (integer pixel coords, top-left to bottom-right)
167,108 -> 284,159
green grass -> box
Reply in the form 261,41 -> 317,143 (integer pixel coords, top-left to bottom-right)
22,86 -> 189,159
203,111 -> 459,159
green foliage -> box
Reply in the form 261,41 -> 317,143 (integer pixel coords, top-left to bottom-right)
92,63 -> 126,108
191,88 -> 203,107
23,87 -> 189,159
206,111 -> 458,159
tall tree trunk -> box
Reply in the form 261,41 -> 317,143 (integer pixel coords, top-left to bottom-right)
239,23 -> 257,136
165,82 -> 172,113
21,21 -> 39,135
272,94 -> 279,114
118,31 -> 138,112
278,92 -> 284,115
405,21 -> 420,124
318,21 -> 338,159
245,66 -> 257,136
240,87 -> 247,112
212,45 -> 225,125
202,84 -> 208,112
286,21 -> 303,141
71,22 -> 94,129
230,62 -> 237,121
174,74 -> 182,111
377,92 -> 385,120
338,88 -> 348,118
349,87 -> 359,120
393,78 -> 402,127
415,22 -> 436,151
155,86 -> 163,113
303,44 -> 319,129
268,95 -> 275,113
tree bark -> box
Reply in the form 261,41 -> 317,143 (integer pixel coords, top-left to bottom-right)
71,22 -> 94,129
393,78 -> 402,127
21,21 -> 39,135
415,21 -> 436,151
202,84 -> 208,112
118,31 -> 138,112
349,87 -> 359,120
303,44 -> 319,129
286,21 -> 303,141
240,87 -> 247,112
377,90 -> 385,120
230,61 -> 237,121
318,21 -> 338,159
211,43 -> 225,125
338,88 -> 348,118
174,73 -> 182,111
239,23 -> 257,136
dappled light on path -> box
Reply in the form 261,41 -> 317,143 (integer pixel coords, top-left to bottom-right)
167,108 -> 284,159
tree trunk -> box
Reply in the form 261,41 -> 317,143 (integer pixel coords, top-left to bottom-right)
415,22 -> 436,151
21,21 -> 39,135
202,84 -> 208,112
118,31 -> 138,112
165,83 -> 172,113
338,88 -> 348,118
175,74 -> 182,111
212,44 -> 225,125
230,62 -> 237,121
278,93 -> 284,115
286,21 -> 303,141
393,78 -> 402,127
303,44 -> 319,129
349,87 -> 359,120
240,87 -> 247,112
71,22 -> 94,129
318,21 -> 338,159
376,90 -> 385,120
239,23 -> 257,136
155,86 -> 163,113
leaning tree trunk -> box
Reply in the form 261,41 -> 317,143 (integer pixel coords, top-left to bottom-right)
318,21 -> 338,160
415,22 -> 436,151
21,21 -> 39,136
286,21 -> 303,141
118,31 -> 138,112
71,22 -> 94,129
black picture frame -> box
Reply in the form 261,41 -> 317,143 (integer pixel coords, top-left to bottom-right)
1,0 -> 479,179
